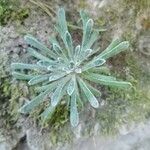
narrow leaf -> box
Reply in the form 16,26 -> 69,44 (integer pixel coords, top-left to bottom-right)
53,43 -> 62,55
27,47 -> 54,63
80,10 -> 90,28
85,81 -> 101,97
11,63 -> 46,70
89,66 -> 110,75
78,77 -> 99,108
58,8 -> 68,34
74,45 -> 81,62
24,35 -> 56,58
82,58 -> 106,71
12,72 -> 34,80
65,31 -> 73,58
98,41 -> 129,59
83,73 -> 132,88
70,91 -> 79,127
83,72 -> 116,81
49,72 -> 67,82
82,19 -> 93,49
19,88 -> 51,114
99,38 -> 121,56
67,75 -> 76,95
35,81 -> 58,92
37,60 -> 52,67
28,74 -> 50,85
41,105 -> 56,122
51,78 -> 69,106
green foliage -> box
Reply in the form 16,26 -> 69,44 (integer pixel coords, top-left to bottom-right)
11,8 -> 131,127
0,0 -> 29,26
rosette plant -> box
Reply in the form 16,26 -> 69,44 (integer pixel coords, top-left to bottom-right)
11,8 -> 132,127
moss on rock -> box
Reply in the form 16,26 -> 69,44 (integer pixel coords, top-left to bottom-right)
0,0 -> 29,26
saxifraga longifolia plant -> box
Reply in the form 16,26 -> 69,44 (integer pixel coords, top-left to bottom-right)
11,8 -> 132,127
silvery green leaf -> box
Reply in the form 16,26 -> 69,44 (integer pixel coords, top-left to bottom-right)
83,73 -> 132,88
79,49 -> 92,62
19,88 -> 51,114
50,37 -> 68,60
54,24 -> 62,36
67,75 -> 76,95
83,72 -> 116,81
82,49 -> 92,57
81,31 -> 99,52
82,58 -> 106,71
74,45 -> 80,62
82,19 -> 93,49
58,8 -> 68,34
24,35 -> 56,58
85,81 -> 101,97
41,105 -> 56,122
49,36 -> 59,46
89,66 -> 110,75
28,74 -> 50,85
53,43 -> 62,55
12,72 -> 34,80
86,31 -> 99,49
51,79 -> 68,107
78,77 -> 99,108
74,79 -> 84,108
37,60 -> 53,67
49,72 -> 67,82
98,41 -> 129,59
70,91 -> 79,127
80,10 -> 90,28
99,38 -> 121,56
11,63 -> 46,70
27,47 -> 54,63
65,31 -> 73,58
35,81 -> 58,92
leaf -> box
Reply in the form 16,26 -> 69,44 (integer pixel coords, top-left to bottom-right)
49,36 -> 68,60
85,81 -> 101,97
70,91 -> 79,127
100,39 -> 121,56
24,35 -> 56,58
74,45 -> 81,63
83,72 -> 116,80
74,79 -> 84,108
82,58 -> 106,71
85,30 -> 99,50
19,88 -> 51,114
12,72 -> 34,80
67,75 -> 76,95
83,73 -> 132,88
49,72 -> 67,82
89,66 -> 110,75
78,77 -> 99,108
51,78 -> 69,107
49,36 -> 60,46
27,47 -> 54,63
53,43 -> 62,55
35,81 -> 58,92
80,10 -> 90,28
80,49 -> 92,62
98,41 -> 129,59
82,19 -> 93,49
57,8 -> 68,34
41,105 -> 56,122
37,60 -> 52,67
11,63 -> 46,70
28,74 -> 50,85
65,31 -> 73,58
